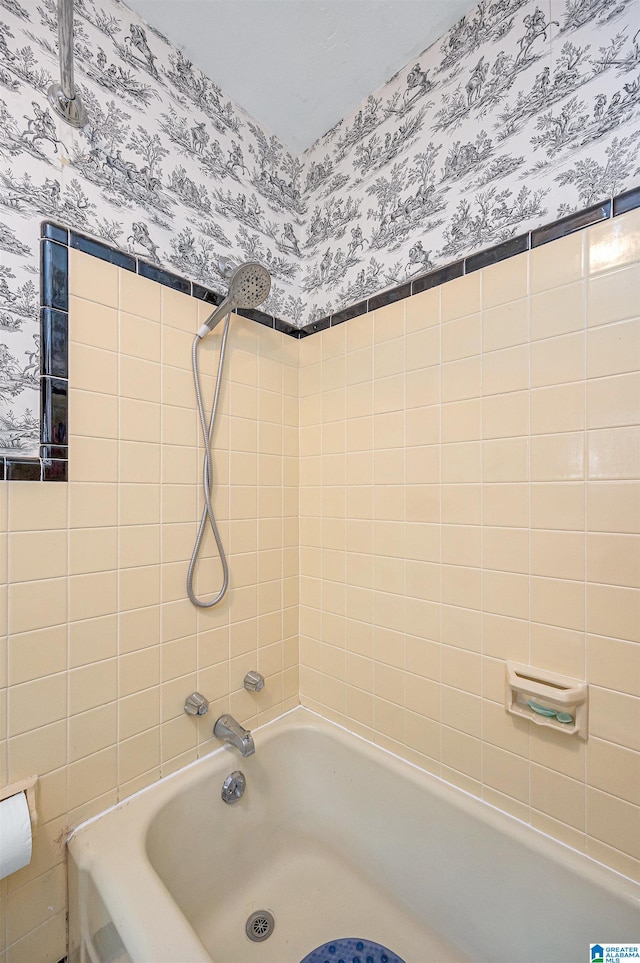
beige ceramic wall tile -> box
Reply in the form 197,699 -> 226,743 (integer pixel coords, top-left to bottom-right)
587,262 -> 640,326
441,272 -> 481,322
8,625 -> 66,685
587,583 -> 639,643
483,344 -> 529,396
531,764 -> 585,831
530,232 -> 584,293
530,332 -> 585,388
530,576 -> 585,632
531,482 -> 585,531
482,612 -> 528,664
483,438 -> 528,483
120,270 -> 162,321
69,615 -> 117,668
587,786 -> 640,859
587,533 -> 640,589
8,720 -> 67,781
587,207 -> 640,275
530,281 -> 585,341
530,623 -> 585,680
587,635 -> 639,700
441,356 -> 481,402
483,743 -> 530,803
69,297 -> 118,351
8,674 -> 66,737
531,530 -> 585,581
482,698 -> 528,757
70,249 -> 119,306
482,298 -> 529,351
588,738 -> 640,806
70,343 -> 119,396
442,313 -> 481,362
589,687 -> 640,752
69,704 -> 117,763
482,391 -> 528,440
70,437 -> 119,484
588,426 -> 640,480
530,383 -> 585,435
68,483 -> 118,528
587,372 -> 640,429
587,481 -> 640,534
482,483 -> 528,528
69,389 -> 118,439
587,318 -> 640,379
405,288 -> 440,332
529,724 -> 585,782
8,483 -> 67,532
8,578 -> 67,636
9,530 -> 67,583
483,570 -> 528,621
482,527 -> 528,574
482,252 -> 528,308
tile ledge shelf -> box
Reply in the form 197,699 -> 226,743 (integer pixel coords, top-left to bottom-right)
3,184 -> 638,482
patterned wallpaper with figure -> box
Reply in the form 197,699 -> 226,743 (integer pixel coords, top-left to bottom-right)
0,0 -> 639,456
300,0 -> 640,321
0,0 -> 304,457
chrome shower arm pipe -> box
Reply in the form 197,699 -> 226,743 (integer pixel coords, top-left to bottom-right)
58,0 -> 76,100
47,0 -> 87,128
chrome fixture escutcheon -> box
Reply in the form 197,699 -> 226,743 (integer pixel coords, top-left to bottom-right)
221,771 -> 246,804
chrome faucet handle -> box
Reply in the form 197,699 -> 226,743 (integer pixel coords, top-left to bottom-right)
184,692 -> 209,716
244,670 -> 265,692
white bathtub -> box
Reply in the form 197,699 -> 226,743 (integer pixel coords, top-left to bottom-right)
68,707 -> 639,963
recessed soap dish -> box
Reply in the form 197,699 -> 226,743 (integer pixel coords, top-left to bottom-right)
505,662 -> 588,740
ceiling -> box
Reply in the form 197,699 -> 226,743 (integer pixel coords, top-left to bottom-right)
125,0 -> 475,152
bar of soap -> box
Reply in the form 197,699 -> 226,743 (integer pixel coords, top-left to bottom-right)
556,712 -> 574,724
528,700 -> 557,717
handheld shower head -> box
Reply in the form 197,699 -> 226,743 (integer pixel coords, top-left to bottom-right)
197,261 -> 271,339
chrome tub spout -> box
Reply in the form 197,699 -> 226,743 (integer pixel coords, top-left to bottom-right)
213,714 -> 255,757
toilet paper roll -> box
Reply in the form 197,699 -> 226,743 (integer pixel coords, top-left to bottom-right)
0,791 -> 32,881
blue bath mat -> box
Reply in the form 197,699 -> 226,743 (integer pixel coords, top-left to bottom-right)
300,937 -> 406,963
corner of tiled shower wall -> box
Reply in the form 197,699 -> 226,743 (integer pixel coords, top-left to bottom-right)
0,250 -> 300,963
1,207 -> 640,961
298,207 -> 640,884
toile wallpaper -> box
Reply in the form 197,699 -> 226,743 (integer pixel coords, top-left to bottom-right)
0,0 -> 639,456
301,0 -> 640,320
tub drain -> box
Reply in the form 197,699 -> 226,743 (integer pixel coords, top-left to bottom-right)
245,910 -> 275,942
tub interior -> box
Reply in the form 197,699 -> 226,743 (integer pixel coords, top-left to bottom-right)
69,711 -> 640,963
144,721 -> 640,963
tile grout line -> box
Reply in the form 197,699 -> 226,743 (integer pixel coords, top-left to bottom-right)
582,229 -> 589,850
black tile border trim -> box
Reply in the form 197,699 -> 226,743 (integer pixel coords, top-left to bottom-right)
7,189 -> 639,480
530,200 -> 611,248
613,186 -> 640,217
297,190 -> 637,336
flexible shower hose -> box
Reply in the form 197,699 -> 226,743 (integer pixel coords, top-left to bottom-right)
186,313 -> 231,607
